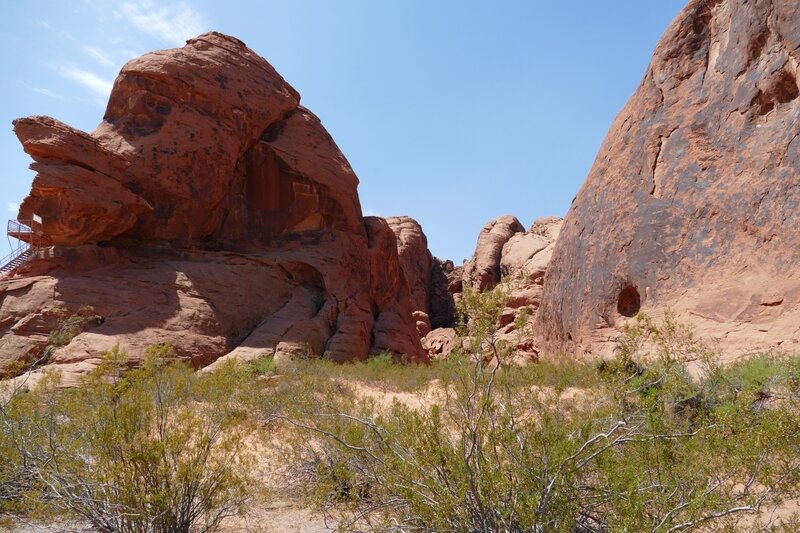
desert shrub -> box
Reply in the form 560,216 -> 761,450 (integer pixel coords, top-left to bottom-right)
291,294 -> 800,531
0,375 -> 50,526
47,307 -> 102,347
717,353 -> 795,395
250,354 -> 277,375
456,283 -> 509,356
3,344 -> 257,533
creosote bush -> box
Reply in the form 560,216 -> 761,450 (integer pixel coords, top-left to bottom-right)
288,295 -> 800,532
1,343 -> 258,533
3,291 -> 800,532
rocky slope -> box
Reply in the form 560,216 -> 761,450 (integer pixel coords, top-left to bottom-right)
536,0 -> 800,359
1,32 -> 426,383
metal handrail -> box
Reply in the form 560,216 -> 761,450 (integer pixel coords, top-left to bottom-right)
7,219 -> 39,235
0,248 -> 24,266
1,218 -> 50,275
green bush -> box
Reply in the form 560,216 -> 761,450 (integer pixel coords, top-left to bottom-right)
1,344 -> 258,533
292,298 -> 800,531
3,290 -> 800,532
251,354 -> 277,375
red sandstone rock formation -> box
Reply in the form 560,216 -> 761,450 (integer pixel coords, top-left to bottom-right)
385,216 -> 432,332
536,0 -> 800,359
424,216 -> 562,359
462,215 -> 525,292
385,215 -> 465,335
365,217 -> 426,358
429,257 -> 459,329
1,32 -> 425,382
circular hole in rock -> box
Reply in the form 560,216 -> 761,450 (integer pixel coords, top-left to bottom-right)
617,285 -> 641,317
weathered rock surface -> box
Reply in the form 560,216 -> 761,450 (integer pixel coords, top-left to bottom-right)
490,217 -> 563,359
424,216 -> 562,359
365,217 -> 425,359
2,32 -> 426,381
385,216 -> 431,318
384,216 -> 459,335
13,117 -> 151,246
500,216 -> 562,284
422,327 -> 459,360
462,215 -> 525,291
429,258 -> 459,329
536,0 -> 800,359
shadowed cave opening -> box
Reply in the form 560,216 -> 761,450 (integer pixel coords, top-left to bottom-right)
617,284 -> 641,317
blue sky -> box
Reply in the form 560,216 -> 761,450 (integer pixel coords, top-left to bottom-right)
0,0 -> 686,262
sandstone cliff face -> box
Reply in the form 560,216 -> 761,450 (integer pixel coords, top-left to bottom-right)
2,32 -> 425,382
536,0 -> 800,358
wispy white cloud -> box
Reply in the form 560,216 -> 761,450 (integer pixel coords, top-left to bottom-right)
120,1 -> 204,46
59,66 -> 114,96
363,209 -> 383,218
84,46 -> 116,68
32,87 -> 67,100
7,203 -> 20,215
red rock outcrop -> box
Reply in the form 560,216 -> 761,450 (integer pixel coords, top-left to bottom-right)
462,215 -> 525,291
13,117 -> 152,246
365,217 -> 425,359
385,216 -> 464,335
2,32 -> 426,381
424,216 -> 562,359
536,0 -> 800,359
429,258 -> 459,329
385,216 -> 432,320
500,216 -> 562,284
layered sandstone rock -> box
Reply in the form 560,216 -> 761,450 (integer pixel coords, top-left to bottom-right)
365,217 -> 426,358
490,217 -> 563,359
385,216 -> 465,336
536,0 -> 800,359
386,216 -> 432,326
2,32 -> 426,381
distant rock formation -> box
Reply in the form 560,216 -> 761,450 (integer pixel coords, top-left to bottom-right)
424,215 -> 562,359
462,215 -> 525,292
536,0 -> 800,359
1,32 -> 426,383
428,257 -> 459,329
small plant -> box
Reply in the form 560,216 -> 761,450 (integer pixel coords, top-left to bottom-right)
251,354 -> 277,375
364,352 -> 394,372
47,306 -> 104,348
33,306 -> 105,371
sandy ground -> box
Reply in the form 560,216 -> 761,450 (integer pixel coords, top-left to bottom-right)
217,501 -> 334,532
4,379 -> 799,532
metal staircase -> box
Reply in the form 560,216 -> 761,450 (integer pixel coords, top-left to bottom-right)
0,219 -> 50,276
0,248 -> 33,274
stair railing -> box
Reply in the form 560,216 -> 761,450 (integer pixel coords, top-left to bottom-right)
1,218 -> 50,275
